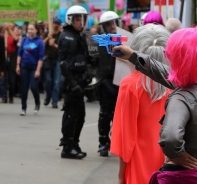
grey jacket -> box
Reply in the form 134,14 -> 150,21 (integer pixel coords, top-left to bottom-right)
129,52 -> 197,159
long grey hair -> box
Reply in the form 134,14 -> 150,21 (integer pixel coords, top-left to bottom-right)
131,23 -> 170,102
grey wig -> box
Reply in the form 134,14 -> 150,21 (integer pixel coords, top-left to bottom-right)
131,23 -> 170,102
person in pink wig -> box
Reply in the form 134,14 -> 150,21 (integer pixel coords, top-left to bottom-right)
111,27 -> 197,183
143,11 -> 165,26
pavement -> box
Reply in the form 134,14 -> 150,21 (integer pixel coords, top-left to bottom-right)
0,93 -> 118,184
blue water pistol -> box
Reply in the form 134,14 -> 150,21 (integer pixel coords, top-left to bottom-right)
91,34 -> 128,55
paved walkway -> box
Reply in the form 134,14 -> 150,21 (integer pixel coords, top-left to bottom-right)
0,94 -> 118,184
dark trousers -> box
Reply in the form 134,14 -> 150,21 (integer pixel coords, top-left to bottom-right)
60,92 -> 85,148
7,62 -> 16,99
21,66 -> 40,110
1,61 -> 16,100
98,79 -> 119,145
0,76 -> 7,99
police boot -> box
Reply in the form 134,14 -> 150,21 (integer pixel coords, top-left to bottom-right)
98,142 -> 110,157
73,142 -> 87,157
61,146 -> 86,159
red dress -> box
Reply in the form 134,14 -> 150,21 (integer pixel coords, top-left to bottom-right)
110,72 -> 170,184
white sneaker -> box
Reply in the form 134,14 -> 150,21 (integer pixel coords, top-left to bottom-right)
34,109 -> 39,114
34,104 -> 40,114
20,110 -> 26,116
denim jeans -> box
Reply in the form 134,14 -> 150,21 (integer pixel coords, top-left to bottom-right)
21,66 -> 40,110
44,62 -> 61,105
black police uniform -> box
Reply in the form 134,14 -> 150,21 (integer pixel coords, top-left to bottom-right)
58,25 -> 90,159
97,46 -> 119,156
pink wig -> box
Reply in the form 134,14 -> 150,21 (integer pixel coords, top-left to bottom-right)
143,11 -> 164,26
165,27 -> 197,87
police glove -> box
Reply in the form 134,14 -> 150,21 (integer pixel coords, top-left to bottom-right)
71,84 -> 84,97
84,77 -> 92,86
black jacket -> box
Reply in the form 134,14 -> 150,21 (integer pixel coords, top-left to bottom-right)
59,25 -> 89,63
98,46 -> 116,82
58,26 -> 89,87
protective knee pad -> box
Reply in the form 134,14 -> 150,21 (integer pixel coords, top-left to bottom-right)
98,111 -> 112,143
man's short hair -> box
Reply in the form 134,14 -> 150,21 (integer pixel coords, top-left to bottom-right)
165,18 -> 182,33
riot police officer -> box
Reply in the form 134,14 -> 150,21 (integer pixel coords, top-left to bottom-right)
97,11 -> 120,156
58,5 -> 90,159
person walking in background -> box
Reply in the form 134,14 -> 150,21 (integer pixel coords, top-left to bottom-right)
16,23 -> 45,116
0,24 -> 6,93
110,24 -> 171,184
14,25 -> 22,98
3,23 -> 20,104
36,20 -> 46,94
43,18 -> 61,109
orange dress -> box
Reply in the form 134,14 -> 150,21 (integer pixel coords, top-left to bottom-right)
110,72 -> 170,184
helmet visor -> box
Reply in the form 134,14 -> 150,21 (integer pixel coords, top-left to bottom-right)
103,20 -> 119,33
72,14 -> 87,30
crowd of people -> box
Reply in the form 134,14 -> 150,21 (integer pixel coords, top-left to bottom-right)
0,19 -> 63,110
1,4 -> 197,184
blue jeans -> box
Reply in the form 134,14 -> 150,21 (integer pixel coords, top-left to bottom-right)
21,66 -> 40,110
44,62 -> 61,105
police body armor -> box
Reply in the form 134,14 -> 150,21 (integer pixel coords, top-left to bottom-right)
59,26 -> 90,89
